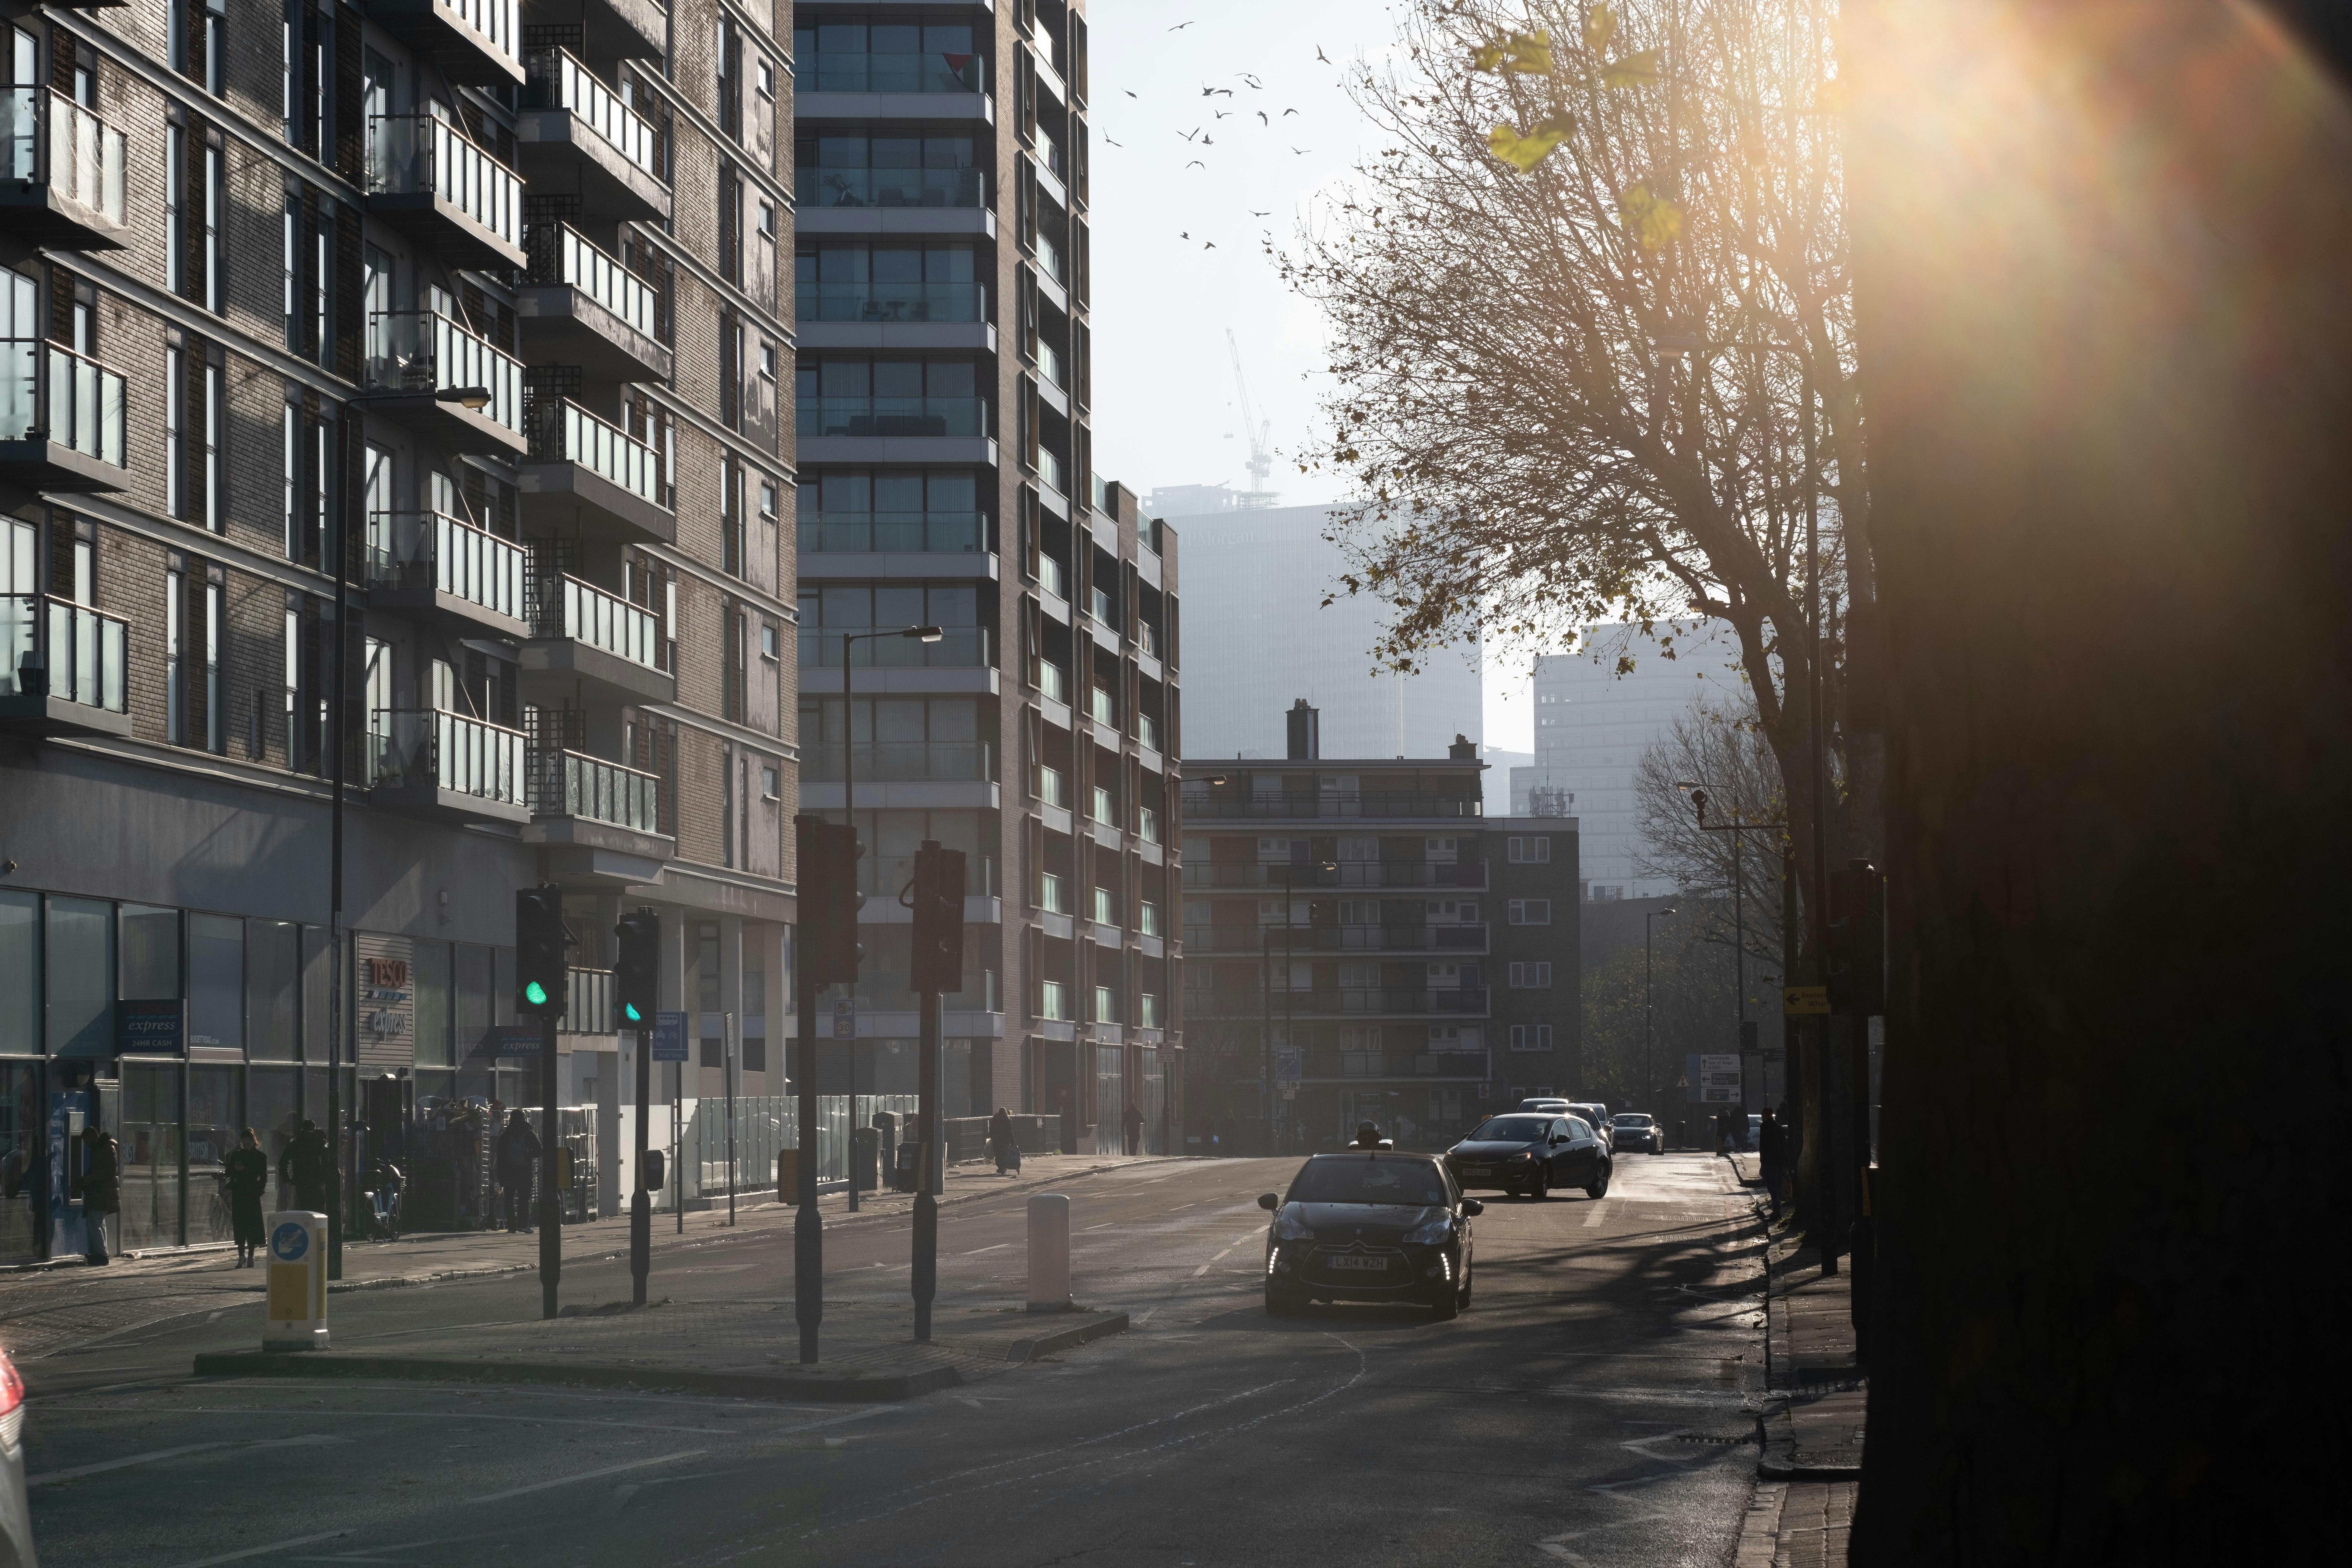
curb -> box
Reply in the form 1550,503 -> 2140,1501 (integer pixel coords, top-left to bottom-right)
190,1351 -> 961,1403
1004,1311 -> 1129,1364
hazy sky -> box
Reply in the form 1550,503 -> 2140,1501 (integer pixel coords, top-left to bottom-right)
1085,3 -> 1538,753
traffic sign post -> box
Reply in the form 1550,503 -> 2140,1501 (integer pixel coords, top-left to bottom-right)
263,1210 -> 328,1350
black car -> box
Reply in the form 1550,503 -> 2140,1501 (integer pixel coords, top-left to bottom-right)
1445,1114 -> 1612,1200
1612,1112 -> 1664,1154
1259,1152 -> 1482,1319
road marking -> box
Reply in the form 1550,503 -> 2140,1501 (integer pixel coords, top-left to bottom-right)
30,1432 -> 349,1487
1583,1202 -> 1608,1226
962,1243 -> 1007,1254
465,1448 -> 708,1504
1082,1222 -> 1116,1230
602,1483 -> 640,1516
166,1529 -> 355,1568
1132,1306 -> 1158,1326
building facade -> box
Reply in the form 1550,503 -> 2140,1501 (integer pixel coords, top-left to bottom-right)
0,0 -> 793,1258
1485,814 -> 1583,1105
793,0 -> 1181,1155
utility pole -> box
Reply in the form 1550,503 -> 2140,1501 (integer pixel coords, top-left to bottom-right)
724,1010 -> 738,1227
1803,367 -> 1839,1276
1644,907 -> 1677,1133
908,839 -> 964,1342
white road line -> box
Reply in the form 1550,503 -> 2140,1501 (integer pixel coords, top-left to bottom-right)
166,1529 -> 355,1568
30,1433 -> 349,1487
465,1448 -> 709,1504
961,1243 -> 1008,1254
1583,1202 -> 1608,1226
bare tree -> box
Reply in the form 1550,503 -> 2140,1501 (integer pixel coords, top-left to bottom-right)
1633,696 -> 1790,968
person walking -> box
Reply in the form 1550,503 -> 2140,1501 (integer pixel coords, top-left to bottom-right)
989,1106 -> 1017,1175
1758,1107 -> 1784,1212
225,1128 -> 269,1268
280,1119 -> 330,1213
1122,1101 -> 1144,1157
495,1110 -> 540,1232
72,1123 -> 120,1264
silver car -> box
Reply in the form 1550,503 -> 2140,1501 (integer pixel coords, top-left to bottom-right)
0,1345 -> 33,1567
1612,1112 -> 1665,1154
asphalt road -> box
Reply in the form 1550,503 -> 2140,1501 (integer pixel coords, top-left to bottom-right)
16,1152 -> 1766,1567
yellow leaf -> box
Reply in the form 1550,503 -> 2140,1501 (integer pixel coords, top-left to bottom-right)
1617,183 -> 1684,248
1502,30 -> 1554,75
1489,117 -> 1571,173
1471,42 -> 1506,72
1602,47 -> 1659,89
1584,2 -> 1617,55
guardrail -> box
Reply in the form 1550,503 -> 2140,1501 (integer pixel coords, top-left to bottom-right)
798,397 -> 989,439
802,740 -> 994,783
0,89 -> 125,223
795,164 -> 989,210
365,310 -> 523,433
525,396 -> 664,506
367,114 -> 520,247
525,47 -> 662,180
530,573 -> 664,671
369,707 -> 527,805
0,593 -> 126,712
1179,793 -> 1484,820
1181,861 -> 1488,890
364,510 -> 526,621
800,51 -> 986,93
524,222 -> 655,335
530,747 -> 661,833
800,625 -> 990,667
798,282 -> 986,324
798,512 -> 988,553
1182,923 -> 1492,955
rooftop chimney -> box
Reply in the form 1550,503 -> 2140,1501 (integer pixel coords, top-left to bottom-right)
1449,733 -> 1476,760
1286,699 -> 1320,760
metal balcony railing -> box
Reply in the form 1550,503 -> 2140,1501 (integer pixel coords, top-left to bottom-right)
801,51 -> 987,93
0,593 -> 126,712
365,310 -> 523,433
530,573 -> 664,671
0,341 -> 125,465
367,114 -> 521,248
797,511 -> 988,553
568,966 -> 614,1034
0,89 -> 125,223
525,223 -> 656,336
364,510 -> 526,622
801,740 -> 993,783
797,282 -> 986,324
525,47 -> 662,182
1182,861 -> 1489,891
369,707 -> 527,806
800,625 -> 990,668
795,164 -> 988,210
530,747 -> 661,833
1182,923 -> 1492,955
1179,792 -> 1484,820
525,397 -> 664,507
797,397 -> 988,439
445,0 -> 519,61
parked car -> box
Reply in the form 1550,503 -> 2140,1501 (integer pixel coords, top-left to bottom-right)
0,1345 -> 33,1567
1568,1102 -> 1614,1151
1612,1112 -> 1665,1154
1258,1152 -> 1481,1319
1446,1113 -> 1611,1200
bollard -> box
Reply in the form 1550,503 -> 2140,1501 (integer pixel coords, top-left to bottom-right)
1026,1192 -> 1071,1312
264,1210 -> 329,1350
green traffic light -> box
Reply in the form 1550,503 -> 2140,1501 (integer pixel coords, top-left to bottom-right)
623,1003 -> 642,1022
524,980 -> 549,1006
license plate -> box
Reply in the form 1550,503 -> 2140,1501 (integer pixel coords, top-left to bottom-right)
1325,1253 -> 1387,1272
1460,1167 -> 1492,1180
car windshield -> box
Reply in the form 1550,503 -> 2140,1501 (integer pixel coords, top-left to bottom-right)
1288,1156 -> 1449,1207
1467,1117 -> 1553,1142
1614,1115 -> 1652,1128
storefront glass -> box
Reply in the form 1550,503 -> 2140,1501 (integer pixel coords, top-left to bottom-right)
0,892 -> 36,1055
45,897 -> 114,1055
118,1061 -> 182,1250
187,916 -> 243,1051
186,1065 -> 241,1244
120,905 -> 181,1002
247,921 -> 298,1059
250,1066 -> 300,1213
0,1062 -> 42,1263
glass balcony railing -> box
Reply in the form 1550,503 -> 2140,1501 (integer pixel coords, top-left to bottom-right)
1088,684 -> 1114,725
1180,791 -> 1485,821
0,342 -> 126,466
367,114 -> 521,248
1139,621 -> 1161,659
0,90 -> 125,225
1091,886 -> 1114,925
1037,340 -> 1064,390
1037,446 -> 1065,495
800,740 -> 993,783
0,594 -> 126,713
1090,785 -> 1113,823
801,625 -> 990,667
795,164 -> 988,210
1036,230 -> 1064,285
445,0 -> 519,61
1138,712 -> 1159,751
525,223 -> 656,336
1037,764 -> 1066,807
525,397 -> 664,507
530,747 -> 661,834
797,511 -> 987,553
369,707 -> 527,807
525,48 -> 663,183
797,282 -> 986,324
531,573 -> 664,671
1038,979 -> 1068,1021
1139,902 -> 1161,938
1089,586 -> 1113,624
1138,804 -> 1160,844
798,397 -> 988,439
1039,873 -> 1065,915
1037,554 -> 1066,599
1037,661 -> 1066,702
1094,985 -> 1115,1023
365,310 -> 524,434
363,509 -> 526,622
802,52 -> 986,93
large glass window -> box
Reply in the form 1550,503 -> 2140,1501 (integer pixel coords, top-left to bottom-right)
455,945 -> 491,1061
0,891 -> 35,1055
120,905 -> 182,1002
187,913 -> 243,1050
187,1063 -> 241,1244
119,1062 -> 183,1251
47,897 -> 115,1055
246,919 -> 299,1059
250,1065 -> 299,1212
413,939 -> 452,1068
0,1062 -> 41,1264
803,469 -> 983,553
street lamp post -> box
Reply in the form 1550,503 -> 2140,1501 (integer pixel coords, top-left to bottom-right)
1676,784 -> 1792,1108
328,384 -> 492,1280
1644,906 -> 1676,1141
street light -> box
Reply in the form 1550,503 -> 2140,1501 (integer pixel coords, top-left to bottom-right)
1645,906 -> 1676,1141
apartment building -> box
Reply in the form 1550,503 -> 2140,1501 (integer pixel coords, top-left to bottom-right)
0,0 -> 791,1257
792,0 -> 1181,1155
1486,814 -> 1583,1104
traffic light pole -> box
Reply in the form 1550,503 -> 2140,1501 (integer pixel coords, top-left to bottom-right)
914,984 -> 940,1342
631,1024 -> 650,1307
539,1007 -> 560,1320
795,937 -> 822,1363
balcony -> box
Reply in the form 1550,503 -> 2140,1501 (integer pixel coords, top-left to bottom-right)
368,707 -> 530,824
800,625 -> 990,668
802,51 -> 988,95
518,223 -> 670,383
521,573 -> 674,707
796,164 -> 989,212
798,511 -> 988,555
0,342 -> 125,494
526,747 -> 672,877
803,740 -> 992,783
518,48 -> 670,224
0,90 -> 128,250
552,0 -> 669,66
363,310 -> 527,456
1182,923 -> 1492,956
1183,860 -> 1489,891
1190,987 -> 1491,1020
796,281 -> 992,353
362,510 -> 528,638
520,397 -> 673,546
366,114 -> 526,271
799,397 -> 988,439
0,593 -> 131,739
371,0 -> 522,85
1178,791 -> 1484,821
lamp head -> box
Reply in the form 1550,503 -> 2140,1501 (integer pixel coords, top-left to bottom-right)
905,624 -> 944,643
438,385 -> 495,412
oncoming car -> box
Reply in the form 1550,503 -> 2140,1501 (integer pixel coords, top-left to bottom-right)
1612,1112 -> 1665,1154
1446,1113 -> 1610,1199
1259,1152 -> 1482,1320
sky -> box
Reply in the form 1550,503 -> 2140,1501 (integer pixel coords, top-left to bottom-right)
1084,2 -> 1536,754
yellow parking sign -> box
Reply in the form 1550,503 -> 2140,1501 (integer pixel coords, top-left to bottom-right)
1783,985 -> 1830,1016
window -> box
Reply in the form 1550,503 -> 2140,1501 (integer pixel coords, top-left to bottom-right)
1507,1024 -> 1555,1052
1508,899 -> 1552,926
760,480 -> 779,520
282,193 -> 300,350
167,344 -> 186,519
282,403 -> 299,558
203,134 -> 224,312
204,355 -> 223,530
203,565 -> 224,753
760,622 -> 779,661
756,56 -> 775,99
1508,836 -> 1551,864
761,766 -> 780,801
1508,961 -> 1553,989
283,603 -> 302,769
758,199 -> 777,239
205,0 -> 226,96
168,120 -> 187,298
167,555 -> 187,745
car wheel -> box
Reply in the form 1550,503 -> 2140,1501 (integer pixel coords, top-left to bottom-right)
1586,1171 -> 1610,1199
1529,1167 -> 1550,1200
1430,1278 -> 1460,1321
1456,1258 -> 1474,1310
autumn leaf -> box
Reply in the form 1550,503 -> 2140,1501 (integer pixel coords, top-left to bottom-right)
1470,42 -> 1507,72
1603,47 -> 1660,89
1489,117 -> 1572,173
1618,183 -> 1684,247
1584,2 -> 1617,55
1503,30 -> 1554,74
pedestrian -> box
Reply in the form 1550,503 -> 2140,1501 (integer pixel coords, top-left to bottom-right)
989,1106 -> 1017,1175
72,1123 -> 120,1264
1758,1108 -> 1784,1210
1122,1100 -> 1144,1157
495,1110 -> 540,1232
279,1118 -> 331,1213
225,1127 -> 269,1268
1352,1120 -> 1385,1150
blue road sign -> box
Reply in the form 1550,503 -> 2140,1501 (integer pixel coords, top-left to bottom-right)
271,1221 -> 310,1262
651,1010 -> 689,1062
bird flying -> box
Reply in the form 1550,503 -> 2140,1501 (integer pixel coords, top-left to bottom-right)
1104,135 -> 1123,146
1123,89 -> 1137,98
1257,111 -> 1268,124
1185,159 -> 1205,168
1291,146 -> 1311,154
1239,73 -> 1264,88
1204,240 -> 1217,249
1316,45 -> 1331,63
1249,209 -> 1271,216
1283,107 -> 1300,116
1171,19 -> 1195,29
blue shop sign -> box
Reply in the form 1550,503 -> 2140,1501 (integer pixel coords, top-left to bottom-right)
117,999 -> 186,1053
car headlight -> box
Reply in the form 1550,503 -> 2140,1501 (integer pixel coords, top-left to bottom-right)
1274,1210 -> 1315,1242
1405,1213 -> 1454,1245
1505,1150 -> 1534,1163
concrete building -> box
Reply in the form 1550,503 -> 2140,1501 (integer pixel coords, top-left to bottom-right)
1150,499 -> 1480,763
792,0 -> 1180,1155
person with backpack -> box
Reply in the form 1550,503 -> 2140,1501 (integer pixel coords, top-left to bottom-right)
73,1123 -> 120,1264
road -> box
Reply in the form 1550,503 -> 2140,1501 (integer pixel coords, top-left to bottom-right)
15,1152 -> 1766,1567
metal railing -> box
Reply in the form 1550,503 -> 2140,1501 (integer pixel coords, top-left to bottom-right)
797,512 -> 987,553
525,48 -> 663,182
0,341 -> 125,466
1182,923 -> 1492,955
795,165 -> 988,210
524,223 -> 655,335
531,747 -> 661,833
1186,987 -> 1492,1019
525,397 -> 664,507
1183,861 -> 1489,890
800,740 -> 993,783
1179,792 -> 1485,820
800,625 -> 989,667
567,966 -> 613,1035
443,0 -> 519,61
797,281 -> 987,324
363,510 -> 526,622
797,397 -> 988,439
531,573 -> 663,671
685,1094 -> 926,1196
365,310 -> 523,434
367,114 -> 521,248
0,594 -> 126,712
801,51 -> 986,93
0,89 -> 125,224
369,707 -> 527,806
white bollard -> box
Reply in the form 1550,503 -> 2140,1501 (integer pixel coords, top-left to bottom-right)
263,1210 -> 329,1350
1026,1192 -> 1071,1312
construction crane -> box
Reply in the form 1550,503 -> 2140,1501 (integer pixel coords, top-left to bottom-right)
1225,328 -> 1276,508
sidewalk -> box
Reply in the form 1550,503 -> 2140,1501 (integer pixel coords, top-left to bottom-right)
1725,1152 -> 1861,1568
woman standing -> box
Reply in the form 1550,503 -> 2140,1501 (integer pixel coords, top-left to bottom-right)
225,1128 -> 269,1268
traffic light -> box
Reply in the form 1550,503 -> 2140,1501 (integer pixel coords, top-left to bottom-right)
614,909 -> 660,1027
515,884 -> 568,1018
1825,859 -> 1887,1017
909,840 -> 967,993
797,814 -> 863,985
